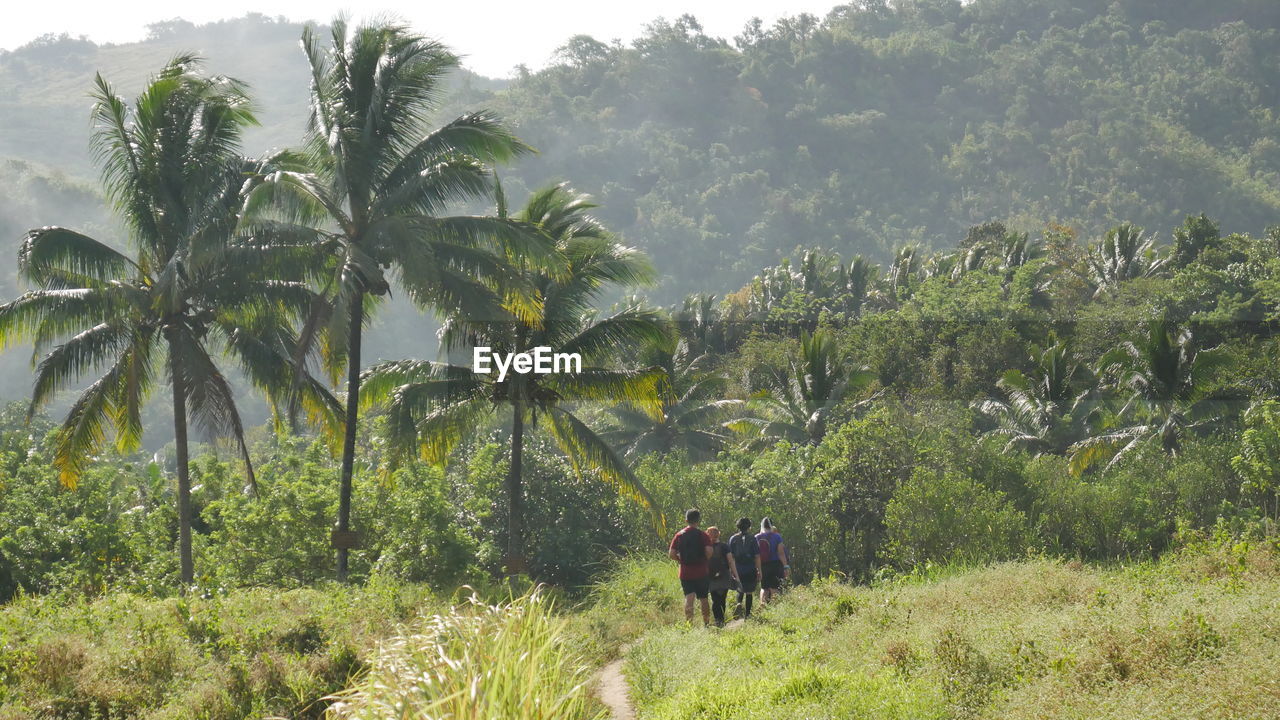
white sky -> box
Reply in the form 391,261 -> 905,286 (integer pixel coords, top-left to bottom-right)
1,0 -> 839,77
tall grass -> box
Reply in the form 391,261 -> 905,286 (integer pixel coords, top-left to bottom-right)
568,554 -> 679,662
0,580 -> 435,719
329,589 -> 605,720
624,541 -> 1280,719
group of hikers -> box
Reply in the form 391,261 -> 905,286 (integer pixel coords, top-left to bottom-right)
668,509 -> 791,626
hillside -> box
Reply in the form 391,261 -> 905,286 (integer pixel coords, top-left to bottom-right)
2,1 -> 1280,308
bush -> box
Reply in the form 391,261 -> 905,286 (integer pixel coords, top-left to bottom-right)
1025,446 -> 1190,560
885,469 -> 1031,568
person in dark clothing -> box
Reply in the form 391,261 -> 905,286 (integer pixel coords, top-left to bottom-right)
729,516 -> 762,619
668,508 -> 714,624
705,526 -> 740,627
756,517 -> 790,607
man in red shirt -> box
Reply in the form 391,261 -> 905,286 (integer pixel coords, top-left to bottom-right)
668,508 -> 714,625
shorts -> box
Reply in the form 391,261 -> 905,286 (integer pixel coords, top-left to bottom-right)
680,577 -> 710,598
736,571 -> 759,594
761,560 -> 784,590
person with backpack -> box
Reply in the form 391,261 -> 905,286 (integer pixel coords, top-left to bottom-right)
704,526 -> 740,627
729,516 -> 762,619
756,517 -> 790,607
668,508 -> 714,625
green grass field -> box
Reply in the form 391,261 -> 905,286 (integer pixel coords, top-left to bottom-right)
4,545 -> 1279,718
0,580 -> 437,719
625,542 -> 1280,719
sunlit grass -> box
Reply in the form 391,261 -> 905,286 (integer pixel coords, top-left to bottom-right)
625,541 -> 1280,719
329,588 -> 605,720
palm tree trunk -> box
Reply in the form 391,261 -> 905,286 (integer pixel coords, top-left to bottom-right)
336,290 -> 363,582
169,342 -> 194,585
505,399 -> 526,577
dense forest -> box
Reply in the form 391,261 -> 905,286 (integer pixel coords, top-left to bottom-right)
2,2 -> 1280,718
4,0 -> 1280,304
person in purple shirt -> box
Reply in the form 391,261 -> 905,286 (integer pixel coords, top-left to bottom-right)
755,517 -> 790,607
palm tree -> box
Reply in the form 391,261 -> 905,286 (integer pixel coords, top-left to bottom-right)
887,245 -> 924,298
362,185 -> 669,575
731,329 -> 876,446
973,340 -> 1096,455
1082,223 -> 1167,297
0,58 -> 332,583
673,293 -> 723,355
1170,214 -> 1221,269
248,19 -> 544,580
604,337 -> 742,462
1069,316 -> 1242,474
995,232 -> 1045,272
834,255 -> 880,316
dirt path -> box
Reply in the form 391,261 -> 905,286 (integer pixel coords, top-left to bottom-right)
595,620 -> 746,720
595,654 -> 636,720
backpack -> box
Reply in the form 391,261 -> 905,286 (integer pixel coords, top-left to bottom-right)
757,532 -> 780,563
708,544 -> 730,578
730,533 -> 756,564
677,528 -> 705,564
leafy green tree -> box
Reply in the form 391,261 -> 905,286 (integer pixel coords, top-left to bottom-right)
362,185 -> 668,574
973,340 -> 1096,455
0,57 -> 327,583
249,19 -> 540,580
884,468 -> 1031,568
1232,399 -> 1280,521
604,337 -> 742,462
1070,316 -> 1241,474
732,329 -> 876,446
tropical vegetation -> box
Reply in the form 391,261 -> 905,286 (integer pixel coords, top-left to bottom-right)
0,3 -> 1279,718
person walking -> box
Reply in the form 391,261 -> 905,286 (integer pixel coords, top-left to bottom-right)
705,526 -> 740,627
668,508 -> 714,625
756,517 -> 790,607
729,516 -> 762,619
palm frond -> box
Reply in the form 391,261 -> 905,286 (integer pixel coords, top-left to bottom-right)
546,406 -> 663,536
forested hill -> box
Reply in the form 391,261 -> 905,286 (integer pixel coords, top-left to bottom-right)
3,0 -> 1280,307
481,0 -> 1280,299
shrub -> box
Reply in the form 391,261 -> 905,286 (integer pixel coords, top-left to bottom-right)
885,468 -> 1031,568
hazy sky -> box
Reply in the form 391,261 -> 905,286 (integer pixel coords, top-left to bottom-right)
3,1 -> 838,77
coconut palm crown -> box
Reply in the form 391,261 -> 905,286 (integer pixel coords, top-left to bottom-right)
362,184 -> 669,574
0,56 -> 333,583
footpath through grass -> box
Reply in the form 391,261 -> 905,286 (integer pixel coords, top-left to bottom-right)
625,542 -> 1280,719
0,556 -> 674,720
7,545 -> 1277,719
329,556 -> 679,719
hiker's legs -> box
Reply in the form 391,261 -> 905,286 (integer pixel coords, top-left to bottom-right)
736,574 -> 757,618
683,578 -> 710,625
711,589 -> 728,625
760,561 -> 782,607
